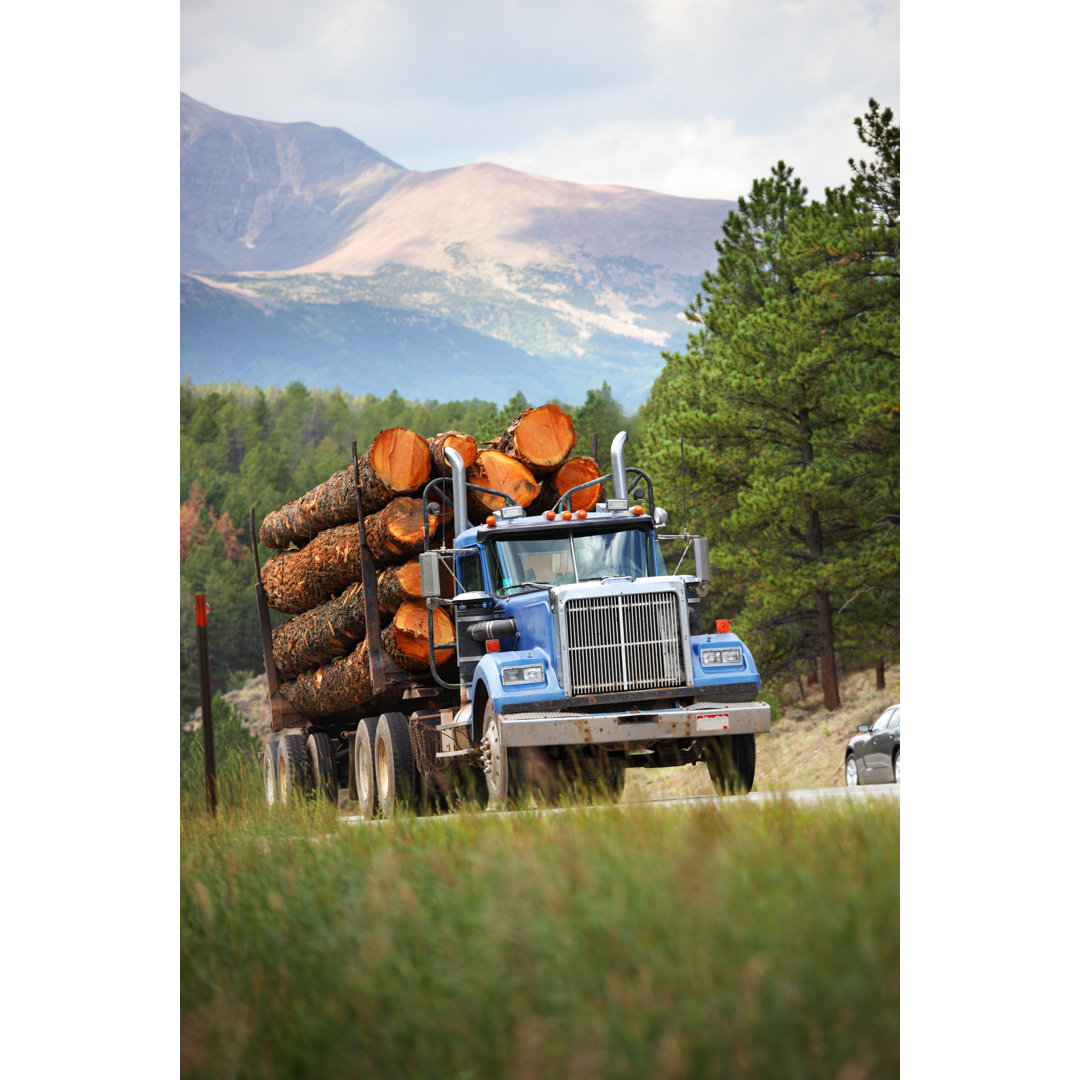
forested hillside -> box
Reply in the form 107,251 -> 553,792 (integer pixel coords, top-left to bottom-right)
180,101 -> 899,723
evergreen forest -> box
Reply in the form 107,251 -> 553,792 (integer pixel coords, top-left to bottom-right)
179,101 -> 898,720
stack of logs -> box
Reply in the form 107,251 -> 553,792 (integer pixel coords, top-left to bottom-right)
258,403 -> 601,718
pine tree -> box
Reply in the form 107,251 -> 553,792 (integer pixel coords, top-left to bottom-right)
638,104 -> 899,708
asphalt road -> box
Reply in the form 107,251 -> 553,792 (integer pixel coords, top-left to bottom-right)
343,783 -> 899,825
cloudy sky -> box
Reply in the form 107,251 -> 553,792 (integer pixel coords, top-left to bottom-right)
180,0 -> 898,202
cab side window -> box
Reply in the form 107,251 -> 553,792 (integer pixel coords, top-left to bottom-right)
458,551 -> 484,593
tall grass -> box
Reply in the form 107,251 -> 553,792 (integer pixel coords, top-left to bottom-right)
180,695 -> 264,816
181,798 -> 898,1079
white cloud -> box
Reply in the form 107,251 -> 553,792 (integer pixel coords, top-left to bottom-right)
180,0 -> 898,197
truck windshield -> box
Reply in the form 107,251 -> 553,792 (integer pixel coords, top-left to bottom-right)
491,527 -> 653,596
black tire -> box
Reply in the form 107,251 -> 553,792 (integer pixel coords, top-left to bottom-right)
703,733 -> 756,795
262,740 -> 280,808
277,733 -> 312,804
354,717 -> 380,820
374,712 -> 417,817
892,747 -> 900,784
306,732 -> 337,803
481,701 -> 520,809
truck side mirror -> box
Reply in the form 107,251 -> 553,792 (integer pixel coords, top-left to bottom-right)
418,550 -> 443,599
692,537 -> 711,584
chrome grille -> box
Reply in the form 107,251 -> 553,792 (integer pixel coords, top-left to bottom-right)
563,590 -> 685,695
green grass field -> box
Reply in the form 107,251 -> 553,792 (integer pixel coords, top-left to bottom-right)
181,783 -> 899,1080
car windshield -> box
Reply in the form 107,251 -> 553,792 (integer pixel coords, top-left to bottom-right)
871,708 -> 895,733
491,527 -> 652,596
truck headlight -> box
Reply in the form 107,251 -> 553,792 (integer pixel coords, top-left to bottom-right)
701,647 -> 743,667
501,663 -> 545,686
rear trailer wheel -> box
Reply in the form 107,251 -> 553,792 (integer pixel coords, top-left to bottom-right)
354,717 -> 379,819
374,712 -> 417,817
845,754 -> 860,787
277,733 -> 312,803
703,733 -> 756,795
263,741 -> 280,807
306,733 -> 337,802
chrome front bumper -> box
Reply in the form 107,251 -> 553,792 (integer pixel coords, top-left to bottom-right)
496,700 -> 771,748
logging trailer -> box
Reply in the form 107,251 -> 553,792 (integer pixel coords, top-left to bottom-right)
252,432 -> 770,814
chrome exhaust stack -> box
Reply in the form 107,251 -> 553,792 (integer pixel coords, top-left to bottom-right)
609,430 -> 629,508
444,446 -> 470,536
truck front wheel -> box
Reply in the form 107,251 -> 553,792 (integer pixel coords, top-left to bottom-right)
702,734 -> 756,795
481,702 -> 519,809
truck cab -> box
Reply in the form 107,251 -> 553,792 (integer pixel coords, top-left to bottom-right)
420,432 -> 770,806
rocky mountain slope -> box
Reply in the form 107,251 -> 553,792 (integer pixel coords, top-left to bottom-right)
180,95 -> 738,405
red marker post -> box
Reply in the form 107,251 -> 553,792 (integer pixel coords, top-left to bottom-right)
195,594 -> 217,816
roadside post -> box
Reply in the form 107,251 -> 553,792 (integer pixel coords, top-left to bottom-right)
195,593 -> 218,816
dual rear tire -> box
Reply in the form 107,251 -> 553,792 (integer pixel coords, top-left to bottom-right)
352,712 -> 419,819
262,731 -> 339,807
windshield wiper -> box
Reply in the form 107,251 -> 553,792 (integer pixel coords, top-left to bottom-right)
503,581 -> 551,595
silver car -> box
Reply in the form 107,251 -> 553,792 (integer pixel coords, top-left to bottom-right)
845,704 -> 900,786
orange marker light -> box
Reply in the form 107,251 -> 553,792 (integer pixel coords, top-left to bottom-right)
545,510 -> 556,520
486,516 -> 497,527
562,511 -> 572,520
632,505 -> 644,515
485,639 -> 500,653
577,509 -> 587,519
715,619 -> 730,633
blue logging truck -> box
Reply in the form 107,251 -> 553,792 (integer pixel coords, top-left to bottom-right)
254,432 -> 770,815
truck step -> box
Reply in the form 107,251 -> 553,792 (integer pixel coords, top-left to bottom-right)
435,748 -> 475,758
434,720 -> 471,731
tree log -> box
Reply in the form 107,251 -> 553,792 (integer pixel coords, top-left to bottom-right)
271,562 -> 430,678
495,404 -> 577,477
376,560 -> 423,620
381,601 -> 456,671
427,431 -> 478,472
278,641 -> 375,718
272,581 -> 367,679
258,427 -> 431,549
261,498 -> 437,614
466,450 -> 540,515
277,604 -> 455,717
537,456 -> 603,512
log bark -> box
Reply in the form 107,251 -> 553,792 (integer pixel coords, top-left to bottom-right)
261,498 -> 437,614
272,581 -> 367,679
494,404 -> 577,477
381,601 -> 456,671
537,456 -> 603,513
258,427 -> 431,549
376,560 -> 423,620
271,562 -> 429,678
427,431 -> 478,472
277,604 -> 456,717
278,641 -> 375,718
466,450 -> 540,516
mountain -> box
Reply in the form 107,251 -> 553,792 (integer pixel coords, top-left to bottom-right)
180,94 -> 737,407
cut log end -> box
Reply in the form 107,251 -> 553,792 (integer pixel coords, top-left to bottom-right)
498,404 -> 577,475
370,427 -> 432,493
429,431 -> 478,471
467,450 -> 540,513
541,456 -> 603,512
390,600 -> 456,667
